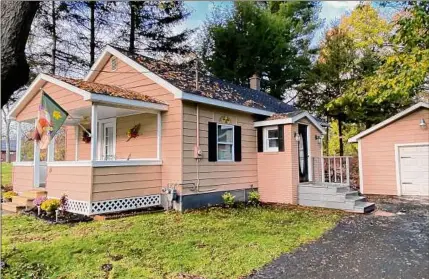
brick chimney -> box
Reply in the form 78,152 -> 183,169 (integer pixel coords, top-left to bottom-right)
249,74 -> 261,91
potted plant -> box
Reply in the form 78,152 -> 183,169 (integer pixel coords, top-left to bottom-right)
3,191 -> 17,202
40,199 -> 61,217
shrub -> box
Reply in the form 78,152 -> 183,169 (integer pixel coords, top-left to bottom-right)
222,192 -> 235,207
3,191 -> 17,201
248,191 -> 260,206
33,196 -> 47,207
40,199 -> 60,212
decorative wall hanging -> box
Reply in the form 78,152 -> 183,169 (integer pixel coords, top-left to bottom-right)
82,129 -> 91,143
127,123 -> 141,142
219,115 -> 231,124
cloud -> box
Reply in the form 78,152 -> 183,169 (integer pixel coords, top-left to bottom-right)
324,1 -> 360,9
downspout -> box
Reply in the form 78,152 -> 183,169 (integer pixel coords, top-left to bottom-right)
196,104 -> 201,192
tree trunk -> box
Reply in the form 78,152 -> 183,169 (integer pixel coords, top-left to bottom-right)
129,2 -> 135,53
89,1 -> 95,65
1,1 -> 40,106
338,115 -> 344,156
51,1 -> 56,75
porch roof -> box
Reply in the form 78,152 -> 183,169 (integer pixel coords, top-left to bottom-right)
52,76 -> 165,105
254,111 -> 326,134
8,74 -> 168,120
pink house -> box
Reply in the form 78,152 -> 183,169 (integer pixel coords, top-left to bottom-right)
349,102 -> 429,197
5,46 -> 374,214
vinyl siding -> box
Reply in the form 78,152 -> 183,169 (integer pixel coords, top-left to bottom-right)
182,102 -> 258,194
12,166 -> 34,193
360,108 -> 429,195
46,166 -> 92,201
91,166 -> 161,201
92,56 -> 183,187
16,82 -> 91,121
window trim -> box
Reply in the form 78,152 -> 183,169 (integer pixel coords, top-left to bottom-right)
263,126 -> 279,152
98,118 -> 117,161
217,123 -> 234,162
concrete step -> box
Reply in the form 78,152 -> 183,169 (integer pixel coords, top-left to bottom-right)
21,190 -> 47,199
345,191 -> 359,198
1,202 -> 25,213
345,196 -> 367,205
351,201 -> 376,213
12,196 -> 35,208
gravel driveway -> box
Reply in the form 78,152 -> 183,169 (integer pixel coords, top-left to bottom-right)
248,198 -> 429,279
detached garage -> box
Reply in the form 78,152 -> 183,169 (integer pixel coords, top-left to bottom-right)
349,102 -> 429,197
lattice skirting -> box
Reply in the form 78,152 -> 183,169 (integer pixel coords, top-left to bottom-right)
90,195 -> 161,215
64,195 -> 161,215
64,200 -> 91,215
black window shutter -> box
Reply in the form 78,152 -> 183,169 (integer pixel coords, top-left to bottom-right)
278,125 -> 285,152
234,125 -> 242,161
208,122 -> 217,162
257,127 -> 263,152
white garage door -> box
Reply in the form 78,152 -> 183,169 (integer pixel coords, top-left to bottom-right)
399,144 -> 429,196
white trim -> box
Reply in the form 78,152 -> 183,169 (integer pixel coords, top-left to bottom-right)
181,92 -> 273,116
92,159 -> 162,167
358,139 -> 364,194
13,161 -> 34,167
157,112 -> 162,160
394,142 -> 429,196
16,121 -> 21,162
217,124 -> 234,162
254,111 -> 326,134
349,102 -> 429,142
307,125 -> 312,182
91,105 -> 98,161
98,118 -> 116,161
47,161 -> 93,167
8,75 -> 45,119
85,46 -> 183,96
75,126 -> 79,161
87,93 -> 168,111
47,140 -> 55,162
263,126 -> 279,152
33,119 -> 40,188
46,159 -> 163,167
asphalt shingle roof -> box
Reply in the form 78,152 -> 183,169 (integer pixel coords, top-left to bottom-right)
114,47 -> 296,114
53,76 -> 165,105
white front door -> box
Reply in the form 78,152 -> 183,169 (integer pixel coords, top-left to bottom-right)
399,144 -> 429,196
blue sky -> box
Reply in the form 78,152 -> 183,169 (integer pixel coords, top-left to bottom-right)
180,1 -> 361,46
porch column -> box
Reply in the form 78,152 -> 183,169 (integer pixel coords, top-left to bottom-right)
91,104 -> 98,161
47,140 -> 55,162
75,126 -> 79,161
157,112 -> 162,160
33,119 -> 40,187
15,121 -> 21,162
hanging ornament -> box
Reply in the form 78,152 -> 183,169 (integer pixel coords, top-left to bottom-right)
127,123 -> 141,142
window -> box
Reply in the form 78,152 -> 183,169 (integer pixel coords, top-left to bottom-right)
217,124 -> 234,161
99,119 -> 116,160
264,126 -> 279,152
111,57 -> 117,71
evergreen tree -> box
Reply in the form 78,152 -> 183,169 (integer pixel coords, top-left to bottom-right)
117,1 -> 192,56
201,2 -> 320,99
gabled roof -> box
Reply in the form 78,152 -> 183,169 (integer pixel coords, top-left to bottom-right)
1,140 -> 16,152
8,74 -> 168,119
254,110 -> 326,134
349,102 -> 429,143
86,46 -> 296,116
53,76 -> 164,104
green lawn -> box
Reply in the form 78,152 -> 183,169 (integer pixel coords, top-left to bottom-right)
1,163 -> 12,186
1,206 -> 342,279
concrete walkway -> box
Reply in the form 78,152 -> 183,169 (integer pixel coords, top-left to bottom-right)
248,198 -> 429,279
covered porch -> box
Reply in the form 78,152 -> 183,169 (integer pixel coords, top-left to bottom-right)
8,74 -> 168,215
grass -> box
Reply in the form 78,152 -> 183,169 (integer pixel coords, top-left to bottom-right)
1,205 -> 343,279
1,162 -> 12,186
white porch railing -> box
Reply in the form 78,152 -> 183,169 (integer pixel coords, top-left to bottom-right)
322,156 -> 351,185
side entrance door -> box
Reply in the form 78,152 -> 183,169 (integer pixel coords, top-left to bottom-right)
298,124 -> 309,183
